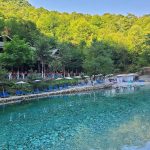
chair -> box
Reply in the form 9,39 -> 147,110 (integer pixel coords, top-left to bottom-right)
138,80 -> 145,82
53,85 -> 59,91
16,90 -> 22,96
33,88 -> 40,94
59,85 -> 63,90
96,80 -> 103,84
78,82 -> 85,86
63,83 -> 68,89
1,92 -> 10,98
22,91 -> 28,95
44,88 -> 49,92
48,86 -> 53,92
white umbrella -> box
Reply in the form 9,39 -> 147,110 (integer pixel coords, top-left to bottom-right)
15,81 -> 27,89
34,79 -> 41,82
65,77 -> 73,80
84,75 -> 90,78
74,76 -> 82,79
55,78 -> 63,80
95,74 -> 103,77
16,81 -> 27,84
105,74 -> 114,78
109,74 -> 114,77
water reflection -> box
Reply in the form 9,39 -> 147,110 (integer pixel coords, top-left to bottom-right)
122,142 -> 150,150
0,86 -> 150,149
103,85 -> 140,97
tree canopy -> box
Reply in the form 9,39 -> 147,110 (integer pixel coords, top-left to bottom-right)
0,0 -> 149,74
0,35 -> 34,70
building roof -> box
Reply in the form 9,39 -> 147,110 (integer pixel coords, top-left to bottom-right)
51,49 -> 59,55
51,49 -> 60,58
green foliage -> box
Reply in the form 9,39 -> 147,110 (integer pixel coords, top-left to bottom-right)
35,37 -> 52,63
4,18 -> 41,45
11,83 -> 32,93
112,44 -> 130,72
137,34 -> 150,67
0,0 -> 149,74
35,36 -> 55,75
27,70 -> 42,81
83,41 -> 114,75
50,60 -> 62,72
0,16 -> 5,34
0,67 -> 7,81
58,43 -> 84,71
50,79 -> 78,86
0,35 -> 34,69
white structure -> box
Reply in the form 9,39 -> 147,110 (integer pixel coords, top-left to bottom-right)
116,73 -> 138,83
51,49 -> 60,58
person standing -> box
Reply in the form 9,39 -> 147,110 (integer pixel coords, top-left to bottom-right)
8,72 -> 12,80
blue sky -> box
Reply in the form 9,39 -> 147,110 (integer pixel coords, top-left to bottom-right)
29,0 -> 150,16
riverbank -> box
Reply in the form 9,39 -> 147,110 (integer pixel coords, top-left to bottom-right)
0,83 -> 113,106
0,81 -> 149,106
112,81 -> 150,88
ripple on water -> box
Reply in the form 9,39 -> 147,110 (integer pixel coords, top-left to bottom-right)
0,86 -> 150,149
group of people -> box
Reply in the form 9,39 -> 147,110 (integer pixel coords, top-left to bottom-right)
8,72 -> 27,80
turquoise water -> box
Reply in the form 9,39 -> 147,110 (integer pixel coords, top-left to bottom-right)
0,86 -> 150,150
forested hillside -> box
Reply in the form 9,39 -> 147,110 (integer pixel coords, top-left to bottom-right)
0,0 -> 150,75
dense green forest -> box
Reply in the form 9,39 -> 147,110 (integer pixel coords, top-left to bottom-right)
0,0 -> 150,75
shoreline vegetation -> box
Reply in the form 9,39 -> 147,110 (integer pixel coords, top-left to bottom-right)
0,0 -> 149,106
0,81 -> 149,106
0,83 -> 113,106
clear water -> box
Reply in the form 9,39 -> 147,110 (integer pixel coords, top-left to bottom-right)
0,86 -> 150,150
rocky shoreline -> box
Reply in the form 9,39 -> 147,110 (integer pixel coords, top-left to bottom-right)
0,81 -> 149,106
0,83 -> 113,106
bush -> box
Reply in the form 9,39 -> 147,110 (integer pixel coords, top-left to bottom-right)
0,78 -> 80,95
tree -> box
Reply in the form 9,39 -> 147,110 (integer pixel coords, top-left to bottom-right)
0,16 -> 4,34
35,37 -> 55,78
0,67 -> 7,81
0,35 -> 34,72
49,60 -> 62,72
36,12 -> 60,37
58,43 -> 84,75
111,43 -> 130,72
5,18 -> 40,46
137,34 -> 150,67
83,40 -> 114,75
69,18 -> 97,45
0,0 -> 150,74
